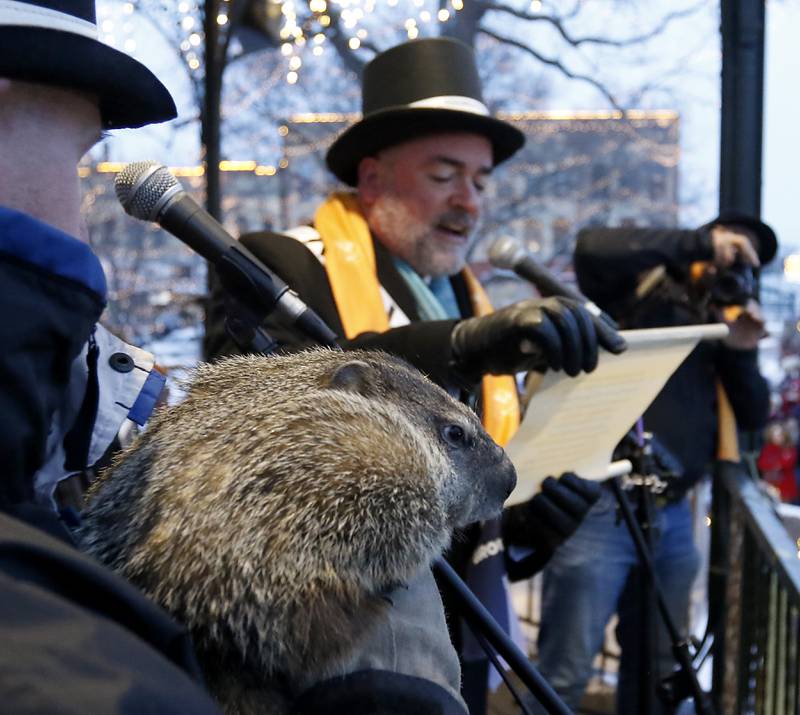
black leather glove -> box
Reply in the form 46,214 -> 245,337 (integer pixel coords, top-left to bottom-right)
450,297 -> 626,381
502,472 -> 602,580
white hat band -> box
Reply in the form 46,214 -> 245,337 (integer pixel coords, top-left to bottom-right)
0,0 -> 98,39
407,95 -> 490,116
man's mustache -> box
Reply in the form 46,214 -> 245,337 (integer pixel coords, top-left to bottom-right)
435,210 -> 477,236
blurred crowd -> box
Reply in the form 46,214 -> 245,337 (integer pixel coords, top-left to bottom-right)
758,364 -> 800,503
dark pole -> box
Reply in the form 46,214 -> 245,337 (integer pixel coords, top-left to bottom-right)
203,0 -> 223,220
719,0 -> 766,216
712,0 -> 766,706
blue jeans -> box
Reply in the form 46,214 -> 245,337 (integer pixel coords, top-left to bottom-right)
535,487 -> 700,714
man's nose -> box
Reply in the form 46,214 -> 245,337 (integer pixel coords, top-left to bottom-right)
450,178 -> 482,217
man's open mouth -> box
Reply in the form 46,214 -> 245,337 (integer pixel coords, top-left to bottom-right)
435,221 -> 471,239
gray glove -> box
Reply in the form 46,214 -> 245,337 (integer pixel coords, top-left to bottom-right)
450,296 -> 626,381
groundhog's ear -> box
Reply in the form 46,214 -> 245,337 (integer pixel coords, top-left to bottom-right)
328,360 -> 378,396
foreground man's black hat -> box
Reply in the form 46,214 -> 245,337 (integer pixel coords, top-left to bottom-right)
0,0 -> 176,128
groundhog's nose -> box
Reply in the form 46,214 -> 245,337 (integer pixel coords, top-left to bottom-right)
499,452 -> 517,500
490,441 -> 506,463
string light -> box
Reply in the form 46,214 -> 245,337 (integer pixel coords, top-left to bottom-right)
270,0 -> 472,83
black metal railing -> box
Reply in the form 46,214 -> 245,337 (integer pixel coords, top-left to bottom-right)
710,461 -> 800,715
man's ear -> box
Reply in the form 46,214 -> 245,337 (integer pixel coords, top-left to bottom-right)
0,78 -> 11,95
357,156 -> 383,206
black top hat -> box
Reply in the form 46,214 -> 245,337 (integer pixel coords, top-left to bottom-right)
0,0 -> 176,129
709,210 -> 778,265
326,37 -> 525,186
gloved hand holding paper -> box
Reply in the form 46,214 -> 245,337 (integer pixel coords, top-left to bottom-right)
504,323 -> 729,506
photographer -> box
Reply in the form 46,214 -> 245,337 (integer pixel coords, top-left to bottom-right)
534,213 -> 773,714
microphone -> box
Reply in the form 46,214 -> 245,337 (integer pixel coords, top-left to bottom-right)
488,235 -> 625,352
488,235 -> 593,308
115,161 -> 338,348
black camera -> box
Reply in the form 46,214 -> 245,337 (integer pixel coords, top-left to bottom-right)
708,260 -> 755,307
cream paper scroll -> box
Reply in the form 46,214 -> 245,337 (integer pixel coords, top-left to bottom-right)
504,323 -> 729,507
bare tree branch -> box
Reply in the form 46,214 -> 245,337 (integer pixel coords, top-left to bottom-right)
325,6 -> 369,77
482,1 -> 706,48
440,0 -> 488,47
477,27 -> 623,111
133,0 -> 203,108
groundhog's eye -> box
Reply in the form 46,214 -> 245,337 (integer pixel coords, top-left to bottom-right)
441,423 -> 469,448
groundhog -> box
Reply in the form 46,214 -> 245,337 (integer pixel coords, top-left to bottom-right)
79,348 -> 516,714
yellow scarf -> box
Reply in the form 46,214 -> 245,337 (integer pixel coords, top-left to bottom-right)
314,192 -> 520,446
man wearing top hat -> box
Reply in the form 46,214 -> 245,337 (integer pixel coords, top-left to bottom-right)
206,37 -> 626,713
0,1 -> 224,711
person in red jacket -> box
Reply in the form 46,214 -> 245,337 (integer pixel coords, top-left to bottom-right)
758,421 -> 799,503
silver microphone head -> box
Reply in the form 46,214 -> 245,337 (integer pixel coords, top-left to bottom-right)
487,235 -> 527,270
114,161 -> 183,221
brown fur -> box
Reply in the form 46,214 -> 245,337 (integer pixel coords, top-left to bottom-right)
79,349 -> 515,713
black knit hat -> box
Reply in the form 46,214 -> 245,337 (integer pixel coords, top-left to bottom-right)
326,37 -> 525,186
0,0 -> 176,129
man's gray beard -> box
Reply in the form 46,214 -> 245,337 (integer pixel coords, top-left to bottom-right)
371,196 -> 477,278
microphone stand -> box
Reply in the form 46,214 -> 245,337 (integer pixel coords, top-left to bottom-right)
608,470 -> 713,715
433,558 -> 572,715
221,292 -> 278,357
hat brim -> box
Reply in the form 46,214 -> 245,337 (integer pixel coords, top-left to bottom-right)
325,107 -> 525,186
712,211 -> 778,265
0,27 -> 176,129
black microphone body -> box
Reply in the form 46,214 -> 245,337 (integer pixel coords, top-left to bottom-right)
489,235 -> 603,315
116,163 -> 338,347
511,254 -> 586,304
488,235 -> 624,352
